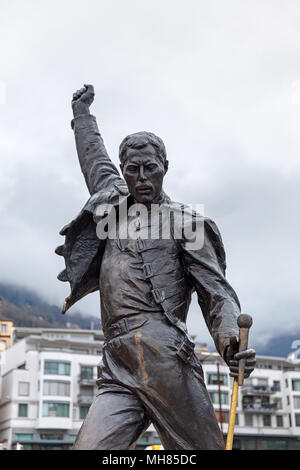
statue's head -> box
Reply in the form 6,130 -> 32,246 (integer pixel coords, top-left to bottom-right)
119,132 -> 169,203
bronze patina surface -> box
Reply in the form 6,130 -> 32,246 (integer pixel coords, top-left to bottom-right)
56,85 -> 256,450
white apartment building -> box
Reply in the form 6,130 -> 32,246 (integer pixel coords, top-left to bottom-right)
196,345 -> 300,450
0,327 -> 300,450
0,327 -> 105,449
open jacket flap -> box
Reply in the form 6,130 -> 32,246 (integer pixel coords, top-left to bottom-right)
55,183 -> 129,314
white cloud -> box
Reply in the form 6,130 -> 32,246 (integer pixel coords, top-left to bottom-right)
0,0 -> 300,349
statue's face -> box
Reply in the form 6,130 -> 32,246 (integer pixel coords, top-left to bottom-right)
121,144 -> 168,203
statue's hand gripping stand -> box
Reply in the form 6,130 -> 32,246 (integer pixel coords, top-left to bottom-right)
226,314 -> 253,450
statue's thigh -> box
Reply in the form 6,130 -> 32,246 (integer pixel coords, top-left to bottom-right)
73,383 -> 150,450
137,355 -> 225,450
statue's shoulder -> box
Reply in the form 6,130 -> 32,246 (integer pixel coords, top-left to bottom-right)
58,182 -> 129,238
84,181 -> 129,211
203,217 -> 222,235
166,199 -> 206,221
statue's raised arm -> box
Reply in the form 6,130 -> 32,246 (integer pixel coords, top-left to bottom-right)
71,84 -> 125,195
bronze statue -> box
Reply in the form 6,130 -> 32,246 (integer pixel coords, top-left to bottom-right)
56,85 -> 256,450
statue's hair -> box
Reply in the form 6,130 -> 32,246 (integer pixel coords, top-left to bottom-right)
119,131 -> 167,165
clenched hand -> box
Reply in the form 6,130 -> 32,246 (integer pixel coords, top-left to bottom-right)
72,84 -> 95,117
225,336 -> 256,379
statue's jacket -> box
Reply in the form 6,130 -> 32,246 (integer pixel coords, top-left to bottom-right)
56,114 -> 240,362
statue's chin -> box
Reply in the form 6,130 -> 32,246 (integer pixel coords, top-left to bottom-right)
134,196 -> 154,204
131,188 -> 163,205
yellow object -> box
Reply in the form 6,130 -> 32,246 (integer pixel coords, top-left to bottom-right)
145,445 -> 163,450
226,379 -> 239,450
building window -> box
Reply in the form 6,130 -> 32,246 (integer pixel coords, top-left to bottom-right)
43,380 -> 70,396
209,391 -> 229,405
22,444 -> 32,450
80,385 -> 94,397
80,406 -> 90,420
42,402 -> 70,417
295,414 -> 300,426
40,433 -> 63,440
44,361 -> 70,376
14,433 -> 33,441
18,404 -> 28,417
285,379 -> 289,388
274,398 -> 282,409
287,396 -> 290,406
292,380 -> 300,392
261,440 -> 287,450
80,366 -> 94,380
243,439 -> 255,450
273,381 -> 281,392
1,324 -> 7,332
207,373 -> 228,386
245,414 -> 253,426
289,414 -> 292,427
18,382 -> 30,396
293,396 -> 300,409
276,416 -> 283,427
263,415 -> 271,427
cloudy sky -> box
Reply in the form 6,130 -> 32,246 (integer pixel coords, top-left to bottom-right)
1,0 -> 300,351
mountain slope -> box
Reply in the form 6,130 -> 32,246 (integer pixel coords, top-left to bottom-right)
0,298 -> 66,328
0,282 -> 100,330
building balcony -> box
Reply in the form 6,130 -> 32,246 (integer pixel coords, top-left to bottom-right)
77,395 -> 94,405
242,403 -> 278,413
78,375 -> 96,386
241,385 -> 274,395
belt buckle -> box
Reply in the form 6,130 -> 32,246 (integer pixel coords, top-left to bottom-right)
121,318 -> 129,334
136,238 -> 145,253
176,336 -> 195,363
115,323 -> 122,336
152,288 -> 165,303
107,323 -> 121,340
107,318 -> 130,341
143,263 -> 152,278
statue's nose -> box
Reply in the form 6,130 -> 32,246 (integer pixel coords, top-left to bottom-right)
139,166 -> 146,181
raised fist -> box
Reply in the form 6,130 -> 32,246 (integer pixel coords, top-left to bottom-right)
72,84 -> 95,116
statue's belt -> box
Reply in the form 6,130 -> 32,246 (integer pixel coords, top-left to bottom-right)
104,316 -> 148,342
103,314 -> 199,369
